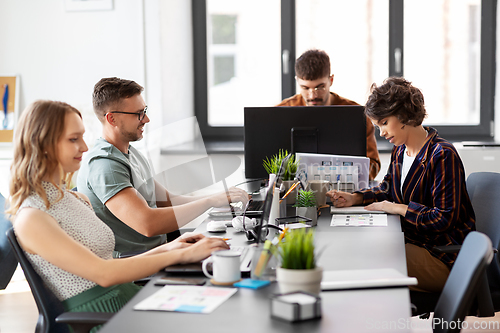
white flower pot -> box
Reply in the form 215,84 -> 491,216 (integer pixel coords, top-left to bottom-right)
296,206 -> 317,226
276,267 -> 323,295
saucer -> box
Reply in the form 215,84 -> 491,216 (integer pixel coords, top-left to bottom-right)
210,278 -> 242,286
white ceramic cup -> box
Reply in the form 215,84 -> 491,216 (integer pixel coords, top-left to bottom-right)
202,250 -> 241,284
308,180 -> 331,207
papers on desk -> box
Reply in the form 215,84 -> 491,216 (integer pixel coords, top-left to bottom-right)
330,214 -> 388,227
133,286 -> 237,314
321,268 -> 418,291
330,206 -> 385,214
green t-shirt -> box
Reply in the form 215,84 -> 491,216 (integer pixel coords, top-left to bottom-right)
77,138 -> 166,256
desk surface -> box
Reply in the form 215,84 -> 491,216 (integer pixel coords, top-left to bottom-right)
100,208 -> 411,333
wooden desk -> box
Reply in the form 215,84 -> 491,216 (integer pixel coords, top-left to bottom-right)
100,209 -> 411,333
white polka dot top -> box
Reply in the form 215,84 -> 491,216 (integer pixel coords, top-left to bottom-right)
18,182 -> 115,301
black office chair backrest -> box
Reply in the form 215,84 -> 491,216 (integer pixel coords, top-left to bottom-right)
466,172 -> 500,291
0,193 -> 18,289
433,231 -> 493,333
6,228 -> 70,333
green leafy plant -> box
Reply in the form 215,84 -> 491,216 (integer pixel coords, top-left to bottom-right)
293,189 -> 316,207
262,149 -> 299,181
277,228 -> 316,269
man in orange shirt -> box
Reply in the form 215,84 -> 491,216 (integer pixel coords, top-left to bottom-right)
277,49 -> 381,180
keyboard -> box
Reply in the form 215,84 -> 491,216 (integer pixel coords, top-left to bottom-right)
208,200 -> 264,217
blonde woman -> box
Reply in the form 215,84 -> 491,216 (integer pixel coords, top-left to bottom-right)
7,100 -> 229,313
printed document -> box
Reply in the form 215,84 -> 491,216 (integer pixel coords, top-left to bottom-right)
330,213 -> 388,227
134,285 -> 237,314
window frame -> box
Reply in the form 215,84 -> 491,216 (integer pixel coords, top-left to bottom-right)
387,0 -> 496,142
193,0 -> 496,143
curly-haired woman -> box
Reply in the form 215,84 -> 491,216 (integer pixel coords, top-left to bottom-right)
327,77 -> 476,293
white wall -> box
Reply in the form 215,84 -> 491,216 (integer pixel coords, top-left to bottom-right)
0,0 -> 500,144
0,0 -> 163,146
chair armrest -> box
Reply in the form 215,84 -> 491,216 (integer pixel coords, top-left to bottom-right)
56,312 -> 113,333
434,244 -> 498,254
433,245 -> 462,254
55,311 -> 113,325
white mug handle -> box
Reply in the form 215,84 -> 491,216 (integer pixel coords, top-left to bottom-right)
202,257 -> 214,279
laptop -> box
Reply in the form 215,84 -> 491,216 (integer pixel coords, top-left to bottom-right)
207,154 -> 291,218
164,174 -> 278,275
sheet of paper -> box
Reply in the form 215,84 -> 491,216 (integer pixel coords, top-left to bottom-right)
330,206 -> 385,214
321,268 -> 418,290
330,214 -> 388,227
133,286 -> 237,314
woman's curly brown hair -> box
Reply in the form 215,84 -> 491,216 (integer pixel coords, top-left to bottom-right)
365,77 -> 427,126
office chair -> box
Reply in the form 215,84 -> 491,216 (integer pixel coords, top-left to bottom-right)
466,172 -> 500,311
411,171 -> 500,318
6,228 -> 112,333
431,231 -> 493,333
0,193 -> 18,289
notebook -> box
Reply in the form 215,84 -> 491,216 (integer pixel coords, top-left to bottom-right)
321,268 -> 417,291
165,174 -> 278,275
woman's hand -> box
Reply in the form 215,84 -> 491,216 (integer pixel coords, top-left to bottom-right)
156,233 -> 206,252
365,200 -> 408,216
177,237 -> 230,264
326,190 -> 363,208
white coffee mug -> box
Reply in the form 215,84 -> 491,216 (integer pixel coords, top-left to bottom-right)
202,250 -> 241,284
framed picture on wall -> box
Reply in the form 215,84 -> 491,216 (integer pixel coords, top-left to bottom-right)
0,75 -> 20,143
64,0 -> 113,12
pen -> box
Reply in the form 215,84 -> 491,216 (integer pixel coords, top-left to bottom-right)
253,240 -> 272,277
337,174 -> 341,192
280,181 -> 300,203
278,227 -> 288,242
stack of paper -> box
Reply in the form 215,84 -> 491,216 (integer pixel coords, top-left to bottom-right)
321,268 -> 417,291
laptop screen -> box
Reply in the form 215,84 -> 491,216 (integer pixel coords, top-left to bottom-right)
275,153 -> 291,189
254,174 -> 276,244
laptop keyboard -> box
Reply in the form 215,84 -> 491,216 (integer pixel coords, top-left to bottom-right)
247,200 -> 264,212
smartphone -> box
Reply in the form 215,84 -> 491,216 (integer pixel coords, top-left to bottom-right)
275,215 -> 312,224
154,277 -> 207,286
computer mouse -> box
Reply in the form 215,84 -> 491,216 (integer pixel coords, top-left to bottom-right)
206,221 -> 228,233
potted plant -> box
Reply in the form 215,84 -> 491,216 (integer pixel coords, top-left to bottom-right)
294,189 -> 318,226
276,228 -> 323,295
263,149 -> 299,204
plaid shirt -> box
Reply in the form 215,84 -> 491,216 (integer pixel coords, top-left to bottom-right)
356,127 -> 476,267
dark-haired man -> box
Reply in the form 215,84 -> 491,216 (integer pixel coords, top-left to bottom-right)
78,77 -> 249,256
278,49 -> 381,180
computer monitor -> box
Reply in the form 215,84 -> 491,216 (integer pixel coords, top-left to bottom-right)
295,152 -> 370,191
244,105 -> 367,180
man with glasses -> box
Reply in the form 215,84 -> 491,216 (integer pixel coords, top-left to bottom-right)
277,49 -> 381,180
78,77 -> 249,257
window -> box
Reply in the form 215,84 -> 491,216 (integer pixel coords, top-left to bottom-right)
295,0 -> 389,106
194,0 -> 282,139
193,0 -> 496,142
389,0 -> 496,140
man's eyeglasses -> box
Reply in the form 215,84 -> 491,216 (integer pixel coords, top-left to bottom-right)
300,86 -> 327,93
105,106 -> 148,121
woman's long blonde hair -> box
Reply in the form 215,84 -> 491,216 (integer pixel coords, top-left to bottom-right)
7,100 -> 82,215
